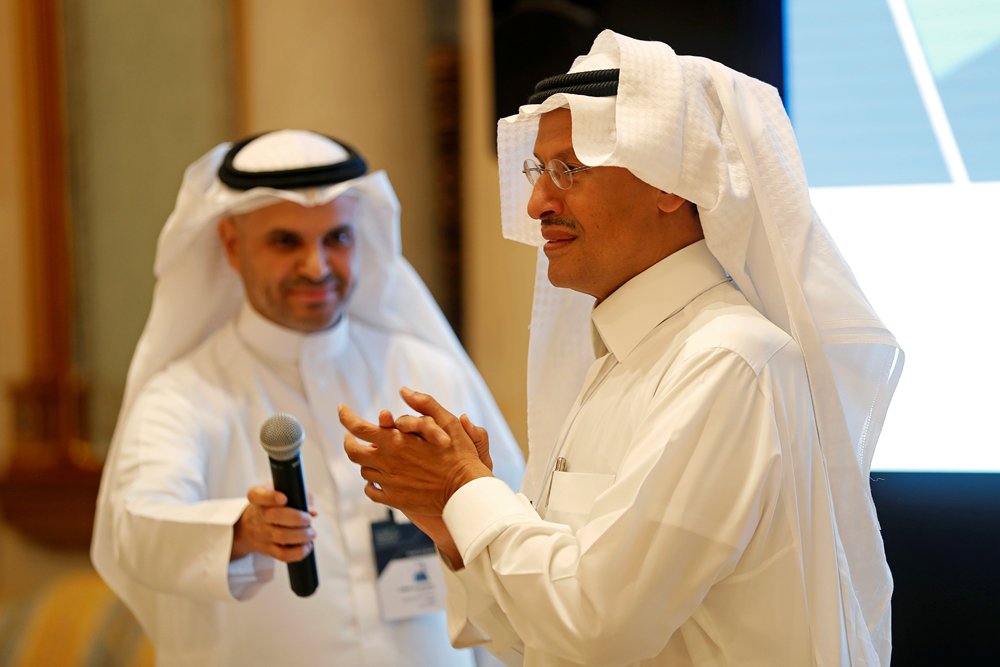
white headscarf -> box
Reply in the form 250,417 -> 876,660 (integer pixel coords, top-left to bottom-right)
115,129 -> 475,418
497,31 -> 903,662
92,130 -> 522,619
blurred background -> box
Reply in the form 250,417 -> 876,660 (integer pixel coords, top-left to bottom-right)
0,0 -> 538,621
0,0 -> 996,664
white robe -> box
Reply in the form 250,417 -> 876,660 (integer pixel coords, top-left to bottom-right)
442,242 -> 866,666
99,303 -> 523,666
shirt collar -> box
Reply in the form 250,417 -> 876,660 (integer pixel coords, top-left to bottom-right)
591,240 -> 728,362
235,301 -> 350,366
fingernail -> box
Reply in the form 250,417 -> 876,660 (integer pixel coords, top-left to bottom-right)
400,386 -> 412,395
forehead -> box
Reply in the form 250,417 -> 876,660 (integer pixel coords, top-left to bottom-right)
237,195 -> 359,229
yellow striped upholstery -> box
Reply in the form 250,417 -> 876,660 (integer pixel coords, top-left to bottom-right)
0,570 -> 153,667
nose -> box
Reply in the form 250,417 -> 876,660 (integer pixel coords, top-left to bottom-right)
526,175 -> 564,220
300,242 -> 331,281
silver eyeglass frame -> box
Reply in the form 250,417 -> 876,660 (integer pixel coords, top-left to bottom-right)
522,157 -> 593,190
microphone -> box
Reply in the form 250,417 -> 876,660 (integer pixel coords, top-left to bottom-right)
259,413 -> 319,597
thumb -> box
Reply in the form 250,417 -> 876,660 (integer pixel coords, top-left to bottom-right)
460,414 -> 493,470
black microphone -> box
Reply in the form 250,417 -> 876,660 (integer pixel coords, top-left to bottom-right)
259,413 -> 319,597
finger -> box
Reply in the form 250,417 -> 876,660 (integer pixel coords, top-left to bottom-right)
270,540 -> 314,564
399,387 -> 461,432
344,432 -> 384,466
459,414 -> 488,445
266,523 -> 316,546
247,485 -> 287,507
338,404 -> 383,443
261,506 -> 314,528
378,409 -> 395,429
306,491 -> 318,517
362,481 -> 391,506
358,465 -> 388,488
394,414 -> 450,447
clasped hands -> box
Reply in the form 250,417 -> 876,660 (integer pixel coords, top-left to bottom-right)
339,387 -> 494,567
339,387 -> 494,515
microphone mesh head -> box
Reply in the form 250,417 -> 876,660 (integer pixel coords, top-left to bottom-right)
259,413 -> 305,461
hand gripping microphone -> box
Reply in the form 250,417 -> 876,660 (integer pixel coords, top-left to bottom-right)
259,413 -> 319,597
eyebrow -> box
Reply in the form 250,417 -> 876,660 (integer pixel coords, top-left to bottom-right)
533,148 -> 582,163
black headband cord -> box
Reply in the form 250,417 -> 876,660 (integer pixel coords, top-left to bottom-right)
217,133 -> 368,191
527,68 -> 620,105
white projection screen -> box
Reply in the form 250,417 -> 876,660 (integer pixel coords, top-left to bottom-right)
785,0 -> 1000,472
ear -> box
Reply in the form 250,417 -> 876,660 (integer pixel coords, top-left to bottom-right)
217,217 -> 241,272
656,192 -> 687,214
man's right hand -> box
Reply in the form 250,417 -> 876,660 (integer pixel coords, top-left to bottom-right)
383,405 -> 491,569
231,486 -> 315,562
458,413 -> 493,472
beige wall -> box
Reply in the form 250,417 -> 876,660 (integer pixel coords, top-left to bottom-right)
458,0 -> 533,448
240,0 -> 443,305
65,0 -> 236,454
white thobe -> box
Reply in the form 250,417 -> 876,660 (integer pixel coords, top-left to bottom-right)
442,241 -> 855,666
103,304 -> 520,666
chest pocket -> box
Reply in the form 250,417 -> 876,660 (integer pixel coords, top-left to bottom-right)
544,471 -> 615,532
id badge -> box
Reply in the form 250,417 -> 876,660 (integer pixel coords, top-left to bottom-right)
370,510 -> 446,621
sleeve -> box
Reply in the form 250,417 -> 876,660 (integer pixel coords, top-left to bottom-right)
103,378 -> 273,602
441,346 -> 786,665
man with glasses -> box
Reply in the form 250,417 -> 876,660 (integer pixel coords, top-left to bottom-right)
91,129 -> 523,666
341,31 -> 902,666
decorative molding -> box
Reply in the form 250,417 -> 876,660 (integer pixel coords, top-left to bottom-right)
0,0 -> 101,551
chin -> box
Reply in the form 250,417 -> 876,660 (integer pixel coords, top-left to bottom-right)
546,266 -> 583,292
284,309 -> 342,333
546,265 -> 567,288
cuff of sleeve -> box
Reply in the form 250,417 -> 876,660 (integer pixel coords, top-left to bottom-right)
217,500 -> 275,600
443,554 -> 523,658
228,552 -> 274,600
172,496 -> 264,602
203,497 -> 261,601
442,557 -> 489,648
443,477 -> 537,566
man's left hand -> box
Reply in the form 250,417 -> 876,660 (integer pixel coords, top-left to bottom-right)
339,387 -> 493,516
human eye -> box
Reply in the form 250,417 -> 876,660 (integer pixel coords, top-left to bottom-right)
267,231 -> 301,249
325,226 -> 355,247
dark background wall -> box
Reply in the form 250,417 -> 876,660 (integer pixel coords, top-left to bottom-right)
870,472 -> 1000,664
492,0 -> 783,121
492,1 -> 1000,663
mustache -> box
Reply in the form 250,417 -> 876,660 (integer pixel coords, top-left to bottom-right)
540,218 -> 579,232
286,274 -> 344,289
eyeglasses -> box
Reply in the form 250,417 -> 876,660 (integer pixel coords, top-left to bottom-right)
522,157 -> 592,190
